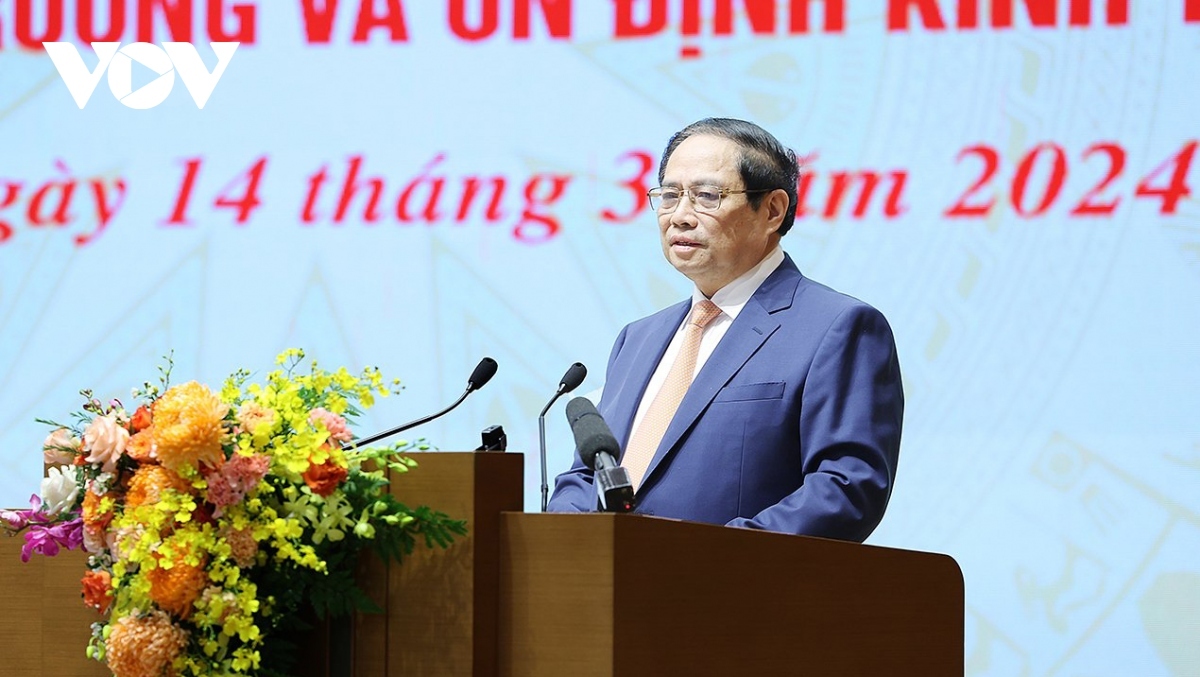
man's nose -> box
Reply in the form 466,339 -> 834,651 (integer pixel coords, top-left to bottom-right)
669,195 -> 700,226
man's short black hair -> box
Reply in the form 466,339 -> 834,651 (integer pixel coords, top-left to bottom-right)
658,118 -> 800,235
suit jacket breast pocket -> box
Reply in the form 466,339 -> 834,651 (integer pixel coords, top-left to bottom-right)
713,381 -> 786,403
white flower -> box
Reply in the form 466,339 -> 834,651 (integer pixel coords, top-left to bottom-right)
43,428 -> 80,465
84,414 -> 129,473
40,465 -> 80,516
88,473 -> 115,496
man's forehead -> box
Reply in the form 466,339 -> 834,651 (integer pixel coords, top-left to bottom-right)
662,135 -> 742,181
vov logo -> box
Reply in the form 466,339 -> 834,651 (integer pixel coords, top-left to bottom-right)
43,42 -> 239,110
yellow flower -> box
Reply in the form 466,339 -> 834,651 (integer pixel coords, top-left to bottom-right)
275,348 -> 304,366
152,382 -> 229,472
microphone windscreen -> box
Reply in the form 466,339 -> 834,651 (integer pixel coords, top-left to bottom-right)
467,357 -> 498,390
559,362 -> 587,394
565,397 -> 620,470
565,396 -> 596,427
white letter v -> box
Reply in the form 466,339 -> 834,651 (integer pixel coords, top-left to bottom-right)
164,42 -> 239,109
43,42 -> 121,109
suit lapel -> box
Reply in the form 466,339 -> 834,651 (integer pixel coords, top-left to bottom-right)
637,257 -> 802,492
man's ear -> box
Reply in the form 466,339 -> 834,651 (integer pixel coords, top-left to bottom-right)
765,188 -> 790,232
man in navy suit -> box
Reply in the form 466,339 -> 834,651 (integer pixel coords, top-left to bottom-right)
547,118 -> 903,542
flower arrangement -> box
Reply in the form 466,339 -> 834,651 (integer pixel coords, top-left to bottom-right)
1,349 -> 467,677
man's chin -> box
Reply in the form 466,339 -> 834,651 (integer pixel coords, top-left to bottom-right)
667,258 -> 711,287
666,253 -> 699,274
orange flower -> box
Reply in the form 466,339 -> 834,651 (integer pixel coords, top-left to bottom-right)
303,457 -> 349,497
151,382 -> 229,473
147,552 -> 208,619
125,465 -> 193,510
105,610 -> 188,677
81,570 -> 112,614
81,489 -> 114,531
129,405 -> 153,433
125,429 -> 155,463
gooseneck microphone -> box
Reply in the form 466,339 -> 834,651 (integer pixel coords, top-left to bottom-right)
538,362 -> 587,512
564,397 -> 635,513
347,357 -> 498,449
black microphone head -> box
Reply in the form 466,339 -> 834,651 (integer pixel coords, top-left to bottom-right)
467,357 -> 498,391
558,362 -> 587,395
565,396 -> 597,426
565,397 -> 620,470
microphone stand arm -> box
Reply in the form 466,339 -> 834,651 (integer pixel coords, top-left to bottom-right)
538,389 -> 565,512
345,387 -> 472,450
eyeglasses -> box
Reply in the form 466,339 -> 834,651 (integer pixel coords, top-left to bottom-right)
647,185 -> 771,213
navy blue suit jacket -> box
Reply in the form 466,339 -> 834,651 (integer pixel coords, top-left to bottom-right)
547,255 -> 903,542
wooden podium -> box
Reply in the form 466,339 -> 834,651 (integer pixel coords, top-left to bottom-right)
499,513 -> 963,676
0,452 -> 963,676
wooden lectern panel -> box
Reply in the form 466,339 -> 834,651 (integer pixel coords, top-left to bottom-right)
0,539 -> 109,676
497,518 -> 617,674
499,513 -> 964,677
355,451 -> 523,677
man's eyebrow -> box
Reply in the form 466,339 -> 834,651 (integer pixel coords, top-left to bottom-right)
661,177 -> 722,187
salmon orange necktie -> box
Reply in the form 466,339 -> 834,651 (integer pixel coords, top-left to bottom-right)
621,300 -> 723,492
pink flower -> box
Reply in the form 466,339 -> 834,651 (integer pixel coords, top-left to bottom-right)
43,428 -> 80,465
221,527 -> 259,568
310,407 -> 352,444
82,524 -> 107,555
199,586 -> 239,621
236,402 -> 277,436
203,453 -> 271,515
84,415 -> 129,473
107,525 -> 142,560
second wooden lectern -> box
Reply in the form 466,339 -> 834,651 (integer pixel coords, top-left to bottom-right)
500,512 -> 963,676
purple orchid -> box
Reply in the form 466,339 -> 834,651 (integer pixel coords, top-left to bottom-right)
0,508 -> 26,531
20,518 -> 84,562
0,493 -> 43,532
2,494 -> 85,562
